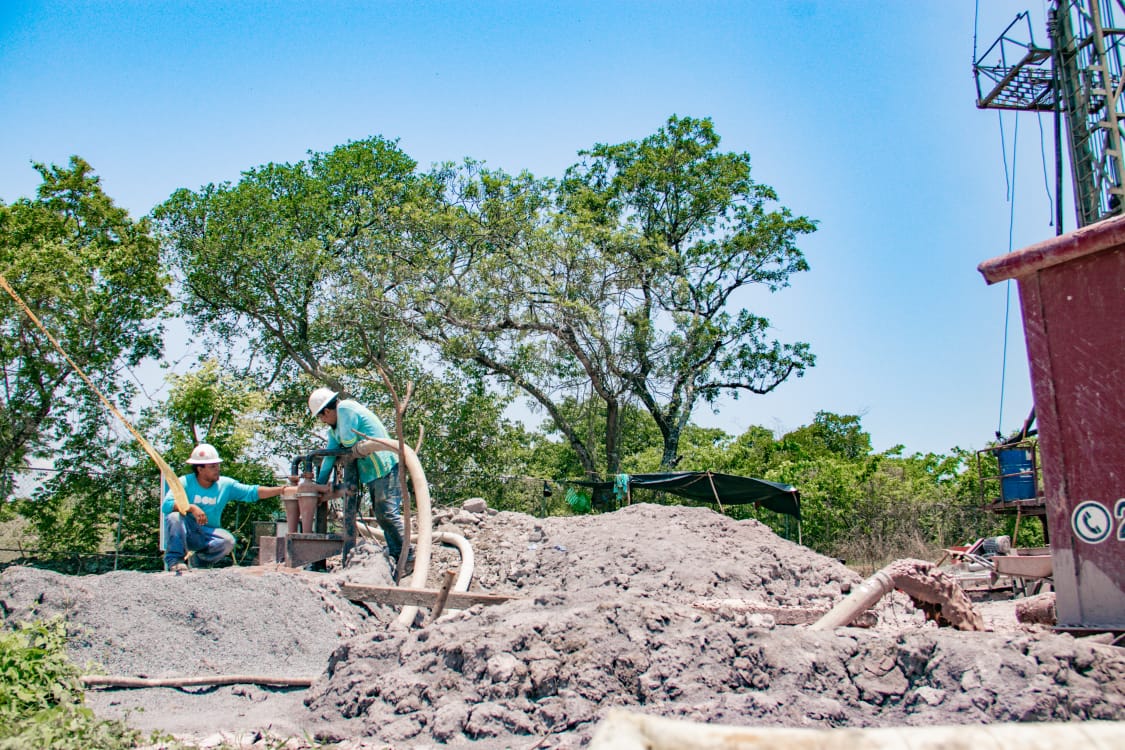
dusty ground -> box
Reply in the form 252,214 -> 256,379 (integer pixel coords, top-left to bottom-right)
2,502 -> 1124,749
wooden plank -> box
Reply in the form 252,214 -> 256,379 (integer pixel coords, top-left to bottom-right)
339,583 -> 519,608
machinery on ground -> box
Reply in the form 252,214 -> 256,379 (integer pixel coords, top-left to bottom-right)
974,1 -> 1125,633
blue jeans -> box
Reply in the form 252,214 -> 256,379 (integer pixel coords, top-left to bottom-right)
163,512 -> 234,569
370,464 -> 406,561
346,463 -> 405,560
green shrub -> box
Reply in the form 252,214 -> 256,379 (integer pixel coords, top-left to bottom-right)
0,618 -> 143,749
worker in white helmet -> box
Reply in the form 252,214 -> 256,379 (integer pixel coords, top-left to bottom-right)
308,387 -> 408,573
161,443 -> 291,572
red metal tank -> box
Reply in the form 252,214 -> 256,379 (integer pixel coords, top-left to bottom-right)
979,215 -> 1125,630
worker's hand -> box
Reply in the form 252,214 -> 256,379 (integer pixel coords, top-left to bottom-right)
189,505 -> 207,525
352,439 -> 379,458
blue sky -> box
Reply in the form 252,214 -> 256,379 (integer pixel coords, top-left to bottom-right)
1,1 -> 1062,457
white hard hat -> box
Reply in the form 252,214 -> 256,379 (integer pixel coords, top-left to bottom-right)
186,443 -> 222,465
308,387 -> 339,416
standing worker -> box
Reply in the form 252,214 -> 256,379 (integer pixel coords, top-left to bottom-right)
308,387 -> 408,575
162,443 -> 291,572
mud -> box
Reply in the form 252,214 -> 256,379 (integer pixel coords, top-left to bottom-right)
2,502 -> 1123,748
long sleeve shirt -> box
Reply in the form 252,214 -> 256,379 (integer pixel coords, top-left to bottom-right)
315,399 -> 397,485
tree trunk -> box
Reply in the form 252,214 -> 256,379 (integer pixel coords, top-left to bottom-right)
605,399 -> 621,475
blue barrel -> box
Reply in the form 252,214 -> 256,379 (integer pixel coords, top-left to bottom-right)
997,448 -> 1036,501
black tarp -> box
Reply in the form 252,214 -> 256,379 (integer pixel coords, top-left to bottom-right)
571,471 -> 800,519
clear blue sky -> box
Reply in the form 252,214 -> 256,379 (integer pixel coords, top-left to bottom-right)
1,1 -> 1062,457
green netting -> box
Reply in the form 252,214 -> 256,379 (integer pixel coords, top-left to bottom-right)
565,486 -> 591,514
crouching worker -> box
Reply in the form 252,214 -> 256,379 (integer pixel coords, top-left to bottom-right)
162,443 -> 291,572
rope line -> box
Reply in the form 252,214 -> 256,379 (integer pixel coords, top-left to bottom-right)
998,111 -> 1012,198
0,273 -> 189,513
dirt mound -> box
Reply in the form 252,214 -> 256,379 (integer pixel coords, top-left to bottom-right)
306,504 -> 1125,748
0,565 -> 369,677
3,502 -> 1124,748
310,593 -> 1125,748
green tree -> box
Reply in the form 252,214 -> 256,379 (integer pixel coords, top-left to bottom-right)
155,139 -> 529,506
153,137 -> 425,390
400,117 -> 817,477
562,115 -> 817,470
783,411 -> 873,460
385,158 -> 622,475
0,157 -> 170,497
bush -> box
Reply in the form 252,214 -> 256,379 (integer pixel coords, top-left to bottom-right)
0,618 -> 143,749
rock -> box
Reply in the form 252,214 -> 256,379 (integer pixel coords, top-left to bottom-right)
1016,593 -> 1057,625
463,497 -> 488,513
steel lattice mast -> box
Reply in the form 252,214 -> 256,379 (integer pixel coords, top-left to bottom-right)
974,1 -> 1125,228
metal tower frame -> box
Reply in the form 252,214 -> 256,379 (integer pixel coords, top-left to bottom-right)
974,1 -> 1125,228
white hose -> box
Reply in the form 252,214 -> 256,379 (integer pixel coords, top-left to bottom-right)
808,571 -> 894,631
353,518 -> 475,611
353,438 -> 433,627
590,709 -> 1125,750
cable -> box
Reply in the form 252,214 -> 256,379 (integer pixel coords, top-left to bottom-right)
997,112 -> 1021,437
1036,112 -> 1055,226
973,0 -> 980,65
998,111 -> 1012,198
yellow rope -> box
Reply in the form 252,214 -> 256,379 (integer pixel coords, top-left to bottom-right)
0,272 -> 188,513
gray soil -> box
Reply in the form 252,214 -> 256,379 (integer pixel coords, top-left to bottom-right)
2,502 -> 1123,749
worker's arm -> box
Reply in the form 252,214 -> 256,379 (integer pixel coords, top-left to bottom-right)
257,485 -> 295,500
316,430 -> 341,484
162,492 -> 207,525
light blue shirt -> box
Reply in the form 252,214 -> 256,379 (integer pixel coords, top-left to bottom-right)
315,399 -> 397,485
161,473 -> 259,527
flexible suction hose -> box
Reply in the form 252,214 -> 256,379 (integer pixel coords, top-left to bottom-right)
354,437 -> 433,626
808,571 -> 895,631
809,559 -> 984,631
352,517 -> 475,613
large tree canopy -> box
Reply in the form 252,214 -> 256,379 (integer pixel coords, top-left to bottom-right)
0,157 -> 169,489
153,136 -> 425,389
562,115 -> 817,469
398,116 -> 817,475
156,117 -> 816,483
154,139 -> 528,497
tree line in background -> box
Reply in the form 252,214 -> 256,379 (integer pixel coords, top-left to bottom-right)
0,117 -> 1036,574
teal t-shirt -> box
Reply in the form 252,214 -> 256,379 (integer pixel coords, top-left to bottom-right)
315,399 -> 397,485
161,473 -> 259,527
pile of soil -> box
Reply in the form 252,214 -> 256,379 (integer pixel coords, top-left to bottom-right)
2,502 -> 1123,749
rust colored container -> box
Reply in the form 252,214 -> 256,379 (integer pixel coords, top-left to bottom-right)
979,215 -> 1125,630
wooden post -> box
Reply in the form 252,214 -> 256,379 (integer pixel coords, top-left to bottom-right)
429,569 -> 458,623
